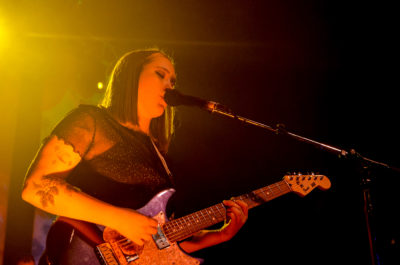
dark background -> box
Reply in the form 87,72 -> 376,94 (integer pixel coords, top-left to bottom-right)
2,0 -> 399,264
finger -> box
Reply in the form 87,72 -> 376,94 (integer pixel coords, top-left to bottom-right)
147,217 -> 158,226
224,199 -> 246,211
142,234 -> 153,242
227,205 -> 243,218
223,199 -> 237,207
228,203 -> 245,218
228,205 -> 248,224
147,226 -> 158,235
234,200 -> 249,216
226,209 -> 237,223
224,200 -> 244,214
224,201 -> 238,216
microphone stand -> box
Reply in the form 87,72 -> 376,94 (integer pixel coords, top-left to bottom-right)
206,106 -> 400,265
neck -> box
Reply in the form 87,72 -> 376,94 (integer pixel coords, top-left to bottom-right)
120,117 -> 151,136
138,117 -> 151,135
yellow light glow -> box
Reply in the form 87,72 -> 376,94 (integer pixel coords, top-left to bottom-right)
0,17 -> 10,52
97,82 -> 104,90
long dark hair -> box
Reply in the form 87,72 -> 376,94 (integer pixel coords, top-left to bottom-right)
100,48 -> 175,153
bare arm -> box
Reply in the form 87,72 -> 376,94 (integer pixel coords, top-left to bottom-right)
22,135 -> 157,245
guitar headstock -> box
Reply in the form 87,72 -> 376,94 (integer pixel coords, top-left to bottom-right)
284,174 -> 331,197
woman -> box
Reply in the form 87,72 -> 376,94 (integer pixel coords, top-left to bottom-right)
22,49 -> 248,264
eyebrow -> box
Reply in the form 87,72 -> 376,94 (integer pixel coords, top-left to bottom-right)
156,66 -> 171,73
156,66 -> 177,80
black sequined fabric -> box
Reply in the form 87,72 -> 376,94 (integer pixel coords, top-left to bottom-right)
50,105 -> 174,209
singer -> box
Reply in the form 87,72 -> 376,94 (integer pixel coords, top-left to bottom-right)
21,48 -> 248,264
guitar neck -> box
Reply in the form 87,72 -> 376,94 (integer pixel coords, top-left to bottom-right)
163,180 -> 291,243
233,180 -> 291,209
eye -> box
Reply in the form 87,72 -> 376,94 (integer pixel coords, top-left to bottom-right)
155,71 -> 165,79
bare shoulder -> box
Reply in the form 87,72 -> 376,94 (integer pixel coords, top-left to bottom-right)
29,135 -> 82,177
22,135 -> 82,207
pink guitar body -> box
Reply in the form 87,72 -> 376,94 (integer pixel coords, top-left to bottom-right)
53,189 -> 201,265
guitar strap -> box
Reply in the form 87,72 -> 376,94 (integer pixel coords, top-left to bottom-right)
150,139 -> 174,184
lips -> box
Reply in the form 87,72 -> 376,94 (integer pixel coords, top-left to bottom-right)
159,96 -> 167,108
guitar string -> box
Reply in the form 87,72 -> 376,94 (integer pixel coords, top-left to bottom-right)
168,203 -> 227,227
109,182 -> 289,246
113,176 -> 322,244
108,177 -> 323,245
164,186 -> 289,241
166,202 -> 281,242
165,176 -> 322,241
165,183 -> 292,242
165,203 -> 227,235
164,182 -> 291,239
110,196 -> 239,246
164,176 -> 324,240
114,177 -> 320,245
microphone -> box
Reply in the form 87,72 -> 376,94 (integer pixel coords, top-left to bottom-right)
164,89 -> 232,114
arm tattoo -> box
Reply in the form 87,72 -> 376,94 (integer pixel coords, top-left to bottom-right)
33,173 -> 78,208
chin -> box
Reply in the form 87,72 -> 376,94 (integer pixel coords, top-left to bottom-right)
152,107 -> 166,118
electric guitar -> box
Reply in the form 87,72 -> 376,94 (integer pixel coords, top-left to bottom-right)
41,174 -> 331,265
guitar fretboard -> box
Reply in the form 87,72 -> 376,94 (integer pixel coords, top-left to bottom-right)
163,180 -> 291,243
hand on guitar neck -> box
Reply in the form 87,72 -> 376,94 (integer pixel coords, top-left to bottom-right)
221,199 -> 249,241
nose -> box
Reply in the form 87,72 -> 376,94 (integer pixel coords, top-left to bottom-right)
161,85 -> 168,95
166,79 -> 174,90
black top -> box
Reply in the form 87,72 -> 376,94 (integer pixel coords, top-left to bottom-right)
50,104 -> 174,210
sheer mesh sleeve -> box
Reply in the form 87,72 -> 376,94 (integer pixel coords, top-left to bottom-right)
50,106 -> 96,158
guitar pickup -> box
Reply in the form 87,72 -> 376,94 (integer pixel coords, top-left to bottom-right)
95,242 -> 119,265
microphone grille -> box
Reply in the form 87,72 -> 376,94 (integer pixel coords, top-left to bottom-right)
164,89 -> 182,106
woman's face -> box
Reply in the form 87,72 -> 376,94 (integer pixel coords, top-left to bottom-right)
137,53 -> 176,120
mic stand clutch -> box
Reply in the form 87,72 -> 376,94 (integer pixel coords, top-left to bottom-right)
202,103 -> 400,265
